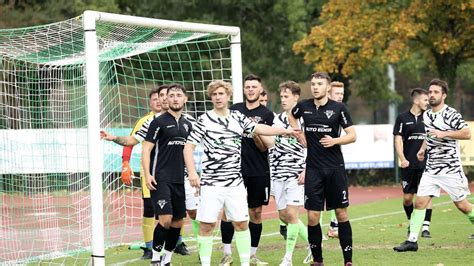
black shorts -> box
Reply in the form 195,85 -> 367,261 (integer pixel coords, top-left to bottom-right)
150,182 -> 186,219
243,175 -> 271,208
400,168 -> 424,194
304,167 -> 349,211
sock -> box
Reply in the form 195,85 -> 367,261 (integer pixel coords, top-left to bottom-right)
466,209 -> 474,224
403,203 -> 414,220
176,235 -> 183,246
223,244 -> 232,256
235,230 -> 251,264
191,219 -> 200,238
422,208 -> 432,231
308,224 -> 323,263
145,240 -> 153,249
143,217 -> 155,246
319,212 -> 323,225
338,221 -> 353,264
161,250 -> 173,265
330,210 -> 338,229
165,226 -> 181,252
408,209 -> 426,242
249,222 -> 262,249
285,223 -> 299,257
198,235 -> 213,266
298,219 -> 308,242
221,221 -> 235,244
152,223 -> 169,261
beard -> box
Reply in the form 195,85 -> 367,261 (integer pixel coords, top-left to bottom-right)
429,99 -> 441,107
246,97 -> 259,103
169,104 -> 183,112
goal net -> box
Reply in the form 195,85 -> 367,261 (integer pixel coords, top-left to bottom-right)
0,11 -> 241,264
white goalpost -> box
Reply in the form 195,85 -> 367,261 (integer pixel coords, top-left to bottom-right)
0,11 -> 242,265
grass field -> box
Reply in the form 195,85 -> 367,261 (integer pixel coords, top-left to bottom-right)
40,195 -> 474,265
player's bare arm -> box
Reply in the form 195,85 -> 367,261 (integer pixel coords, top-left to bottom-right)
253,134 -> 269,152
254,124 -> 300,137
427,127 -> 471,140
287,112 -> 307,147
183,143 -> 200,188
141,140 -> 156,190
258,135 -> 275,149
394,135 -> 409,168
100,130 -> 139,146
416,140 -> 427,161
320,126 -> 356,148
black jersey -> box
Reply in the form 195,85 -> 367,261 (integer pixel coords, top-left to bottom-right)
393,111 -> 426,169
144,112 -> 193,184
230,103 -> 274,177
292,99 -> 353,169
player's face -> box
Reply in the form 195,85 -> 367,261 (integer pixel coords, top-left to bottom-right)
329,87 -> 344,102
428,85 -> 446,107
259,94 -> 268,107
415,94 -> 429,111
149,92 -> 161,113
211,87 -> 230,110
311,77 -> 330,100
280,89 -> 299,112
167,89 -> 186,112
244,80 -> 262,103
159,89 -> 169,111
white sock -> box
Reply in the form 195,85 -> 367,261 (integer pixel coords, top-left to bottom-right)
284,251 -> 293,260
422,221 -> 430,232
250,247 -> 258,256
223,243 -> 232,255
161,250 -> 173,264
151,249 -> 161,261
408,232 -> 419,242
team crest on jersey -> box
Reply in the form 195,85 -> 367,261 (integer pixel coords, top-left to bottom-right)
157,200 -> 167,209
324,110 -> 335,119
183,123 -> 189,133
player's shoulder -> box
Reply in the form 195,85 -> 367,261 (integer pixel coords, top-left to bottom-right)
396,110 -> 411,120
443,105 -> 460,115
230,102 -> 244,111
183,113 -> 196,123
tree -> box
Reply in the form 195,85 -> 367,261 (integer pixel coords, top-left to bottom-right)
294,1 -> 474,102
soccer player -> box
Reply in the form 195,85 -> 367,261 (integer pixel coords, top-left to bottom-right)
218,74 -> 274,265
183,80 -> 299,266
141,83 -> 193,265
393,88 -> 434,238
267,81 -> 309,266
393,79 -> 473,252
100,85 -> 164,259
289,72 -> 356,266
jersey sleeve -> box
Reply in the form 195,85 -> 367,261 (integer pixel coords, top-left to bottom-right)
339,104 -> 353,128
134,116 -> 154,142
235,110 -> 257,135
263,110 -> 274,126
450,111 -> 468,130
187,116 -> 206,145
291,101 -> 304,119
144,118 -> 160,143
393,115 -> 403,136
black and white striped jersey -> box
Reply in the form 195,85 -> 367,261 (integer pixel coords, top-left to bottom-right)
269,112 -> 305,181
424,105 -> 468,175
187,109 -> 257,187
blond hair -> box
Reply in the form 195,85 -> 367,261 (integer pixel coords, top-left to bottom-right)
207,80 -> 233,97
330,81 -> 344,89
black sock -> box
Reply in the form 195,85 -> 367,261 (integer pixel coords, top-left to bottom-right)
403,203 -> 414,220
338,221 -> 353,264
221,221 -> 235,244
153,223 -> 169,252
164,226 -> 181,252
249,221 -> 263,248
424,208 -> 432,222
308,224 -> 323,263
280,225 -> 287,231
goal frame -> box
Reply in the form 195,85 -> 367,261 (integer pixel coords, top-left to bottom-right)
82,10 -> 242,265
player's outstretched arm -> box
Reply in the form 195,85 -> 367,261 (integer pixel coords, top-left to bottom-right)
183,143 -> 200,188
254,124 -> 300,137
141,141 -> 156,190
394,135 -> 409,168
100,130 -> 139,146
427,127 -> 471,140
287,112 -> 307,147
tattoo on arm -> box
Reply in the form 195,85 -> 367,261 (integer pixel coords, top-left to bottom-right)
113,136 -> 129,146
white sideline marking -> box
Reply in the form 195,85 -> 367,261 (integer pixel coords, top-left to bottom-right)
110,197 -> 471,266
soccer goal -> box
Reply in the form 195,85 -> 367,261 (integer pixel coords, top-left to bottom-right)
0,11 -> 242,265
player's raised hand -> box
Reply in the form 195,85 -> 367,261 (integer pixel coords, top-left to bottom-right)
320,135 -> 337,148
145,174 -> 157,190
188,172 -> 200,188
417,149 -> 425,161
121,161 -> 133,185
100,130 -> 115,141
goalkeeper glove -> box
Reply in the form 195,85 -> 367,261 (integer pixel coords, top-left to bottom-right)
121,161 -> 133,185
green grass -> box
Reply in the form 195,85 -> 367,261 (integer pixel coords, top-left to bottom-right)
38,195 -> 474,265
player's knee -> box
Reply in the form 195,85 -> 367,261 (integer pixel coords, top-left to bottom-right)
335,208 -> 348,222
403,194 -> 414,205
233,221 -> 248,231
158,216 -> 173,229
199,222 -> 215,235
454,199 -> 471,214
307,211 -> 320,226
142,198 -> 154,218
187,209 -> 197,220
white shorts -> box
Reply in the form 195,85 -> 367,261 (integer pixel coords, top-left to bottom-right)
185,179 -> 199,210
197,184 -> 249,223
272,179 -> 304,210
417,172 -> 471,202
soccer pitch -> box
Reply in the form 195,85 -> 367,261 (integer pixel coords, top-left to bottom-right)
40,194 -> 474,265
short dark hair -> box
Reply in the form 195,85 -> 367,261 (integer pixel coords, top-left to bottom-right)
429,78 -> 448,94
244,74 -> 261,83
279,80 -> 301,96
151,84 -> 169,98
260,89 -> 267,96
167,83 -> 187,94
410,88 -> 428,98
310,72 -> 331,83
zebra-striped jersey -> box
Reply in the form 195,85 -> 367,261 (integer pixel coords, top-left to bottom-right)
424,105 -> 468,175
187,109 -> 257,187
269,112 -> 305,181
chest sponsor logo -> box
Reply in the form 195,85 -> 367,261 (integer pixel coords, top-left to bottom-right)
166,125 -> 176,128
324,110 -> 335,119
405,122 -> 414,125
407,133 -> 426,140
305,124 -> 332,133
168,137 -> 187,146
